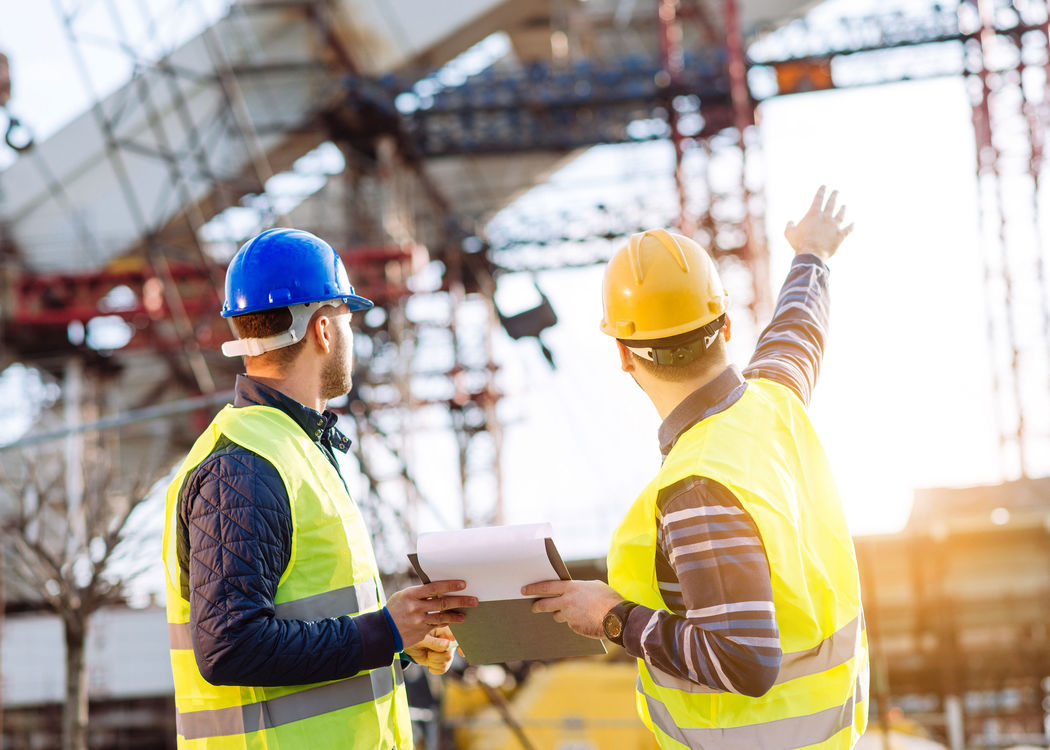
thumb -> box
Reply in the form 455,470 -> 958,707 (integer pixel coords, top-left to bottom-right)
419,634 -> 452,652
784,220 -> 795,235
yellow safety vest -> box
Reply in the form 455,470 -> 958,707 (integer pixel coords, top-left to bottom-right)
608,378 -> 868,750
162,405 -> 413,750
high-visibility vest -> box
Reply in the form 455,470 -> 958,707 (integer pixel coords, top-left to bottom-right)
608,378 -> 868,750
162,404 -> 413,750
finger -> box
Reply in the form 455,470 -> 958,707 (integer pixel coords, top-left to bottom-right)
414,580 -> 467,599
531,597 -> 559,614
553,611 -> 567,623
841,223 -> 854,237
521,580 -> 569,597
834,205 -> 846,223
429,655 -> 453,675
429,625 -> 455,640
417,634 -> 452,652
429,595 -> 478,610
429,650 -> 454,670
784,220 -> 795,239
808,185 -> 826,214
824,190 -> 838,217
426,611 -> 466,626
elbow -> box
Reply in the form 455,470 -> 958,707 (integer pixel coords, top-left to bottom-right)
193,624 -> 267,687
735,654 -> 781,698
195,645 -> 244,686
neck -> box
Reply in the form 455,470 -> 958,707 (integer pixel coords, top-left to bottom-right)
641,359 -> 730,421
246,367 -> 326,413
648,380 -> 706,421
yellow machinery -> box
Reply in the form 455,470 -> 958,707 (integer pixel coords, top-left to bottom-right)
443,658 -> 658,750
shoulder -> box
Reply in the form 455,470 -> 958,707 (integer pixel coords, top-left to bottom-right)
182,436 -> 290,517
656,475 -> 745,519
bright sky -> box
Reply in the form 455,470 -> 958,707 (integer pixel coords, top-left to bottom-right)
2,0 -> 1048,573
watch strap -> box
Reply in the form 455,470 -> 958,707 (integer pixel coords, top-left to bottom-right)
604,600 -> 639,646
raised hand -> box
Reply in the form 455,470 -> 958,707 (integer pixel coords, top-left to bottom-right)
784,185 -> 853,261
385,580 -> 477,650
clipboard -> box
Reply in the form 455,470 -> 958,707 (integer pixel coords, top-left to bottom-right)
408,526 -> 607,665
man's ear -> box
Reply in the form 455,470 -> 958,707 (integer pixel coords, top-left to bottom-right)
722,314 -> 732,344
311,312 -> 335,354
616,340 -> 635,373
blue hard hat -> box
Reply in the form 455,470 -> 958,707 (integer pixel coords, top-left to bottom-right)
221,228 -> 374,317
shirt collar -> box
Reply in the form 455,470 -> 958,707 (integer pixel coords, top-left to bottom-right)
658,365 -> 747,457
233,374 -> 352,454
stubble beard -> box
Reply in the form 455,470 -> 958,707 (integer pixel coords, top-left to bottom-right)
320,326 -> 353,401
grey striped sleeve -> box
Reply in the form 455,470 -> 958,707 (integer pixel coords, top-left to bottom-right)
621,477 -> 782,697
742,254 -> 830,406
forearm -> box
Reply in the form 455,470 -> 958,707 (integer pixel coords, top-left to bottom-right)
621,476 -> 782,696
743,254 -> 830,405
621,607 -> 780,697
190,597 -> 395,686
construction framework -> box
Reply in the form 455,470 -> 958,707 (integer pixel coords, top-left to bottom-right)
1,0 -> 775,555
3,0 -> 1050,747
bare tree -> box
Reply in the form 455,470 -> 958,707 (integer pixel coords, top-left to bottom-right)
0,391 -> 166,750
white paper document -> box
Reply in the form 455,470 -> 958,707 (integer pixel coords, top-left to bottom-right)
415,522 -> 560,601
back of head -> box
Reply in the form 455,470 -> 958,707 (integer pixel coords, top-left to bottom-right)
600,229 -> 729,381
221,228 -> 374,369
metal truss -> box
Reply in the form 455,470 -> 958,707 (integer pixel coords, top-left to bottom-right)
746,0 -> 1050,478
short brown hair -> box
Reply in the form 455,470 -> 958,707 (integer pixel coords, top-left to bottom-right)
230,307 -> 307,369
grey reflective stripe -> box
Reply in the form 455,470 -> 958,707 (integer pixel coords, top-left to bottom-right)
643,687 -> 856,750
274,581 -> 377,620
647,666 -> 721,694
177,667 -> 400,741
854,661 -> 868,703
645,615 -> 862,694
169,623 -> 192,650
775,615 -> 860,685
168,582 -> 380,651
371,666 -> 394,698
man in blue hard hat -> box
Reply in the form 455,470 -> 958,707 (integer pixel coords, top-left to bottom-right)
161,228 -> 476,749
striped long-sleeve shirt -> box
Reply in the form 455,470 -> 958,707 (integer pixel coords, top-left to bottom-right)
620,253 -> 831,697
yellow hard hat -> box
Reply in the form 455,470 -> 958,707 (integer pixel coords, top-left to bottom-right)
600,229 -> 728,341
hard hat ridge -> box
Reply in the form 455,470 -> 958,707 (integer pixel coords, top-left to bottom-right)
627,229 -> 691,284
600,229 -> 727,343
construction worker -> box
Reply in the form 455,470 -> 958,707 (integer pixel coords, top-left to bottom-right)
161,228 -> 477,749
524,187 -> 868,749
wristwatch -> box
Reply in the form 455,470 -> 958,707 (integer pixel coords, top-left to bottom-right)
602,600 -> 638,646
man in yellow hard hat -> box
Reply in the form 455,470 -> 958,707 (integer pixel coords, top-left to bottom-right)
524,187 -> 868,749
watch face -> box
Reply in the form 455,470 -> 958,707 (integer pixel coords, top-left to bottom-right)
603,612 -> 624,639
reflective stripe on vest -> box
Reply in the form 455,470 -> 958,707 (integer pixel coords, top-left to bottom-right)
640,679 -> 856,750
167,581 -> 379,652
176,664 -> 405,741
647,615 -> 861,694
608,378 -> 868,749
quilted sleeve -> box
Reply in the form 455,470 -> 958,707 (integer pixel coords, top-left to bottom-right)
181,443 -> 397,686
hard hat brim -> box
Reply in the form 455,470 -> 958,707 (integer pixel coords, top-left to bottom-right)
222,293 -> 375,318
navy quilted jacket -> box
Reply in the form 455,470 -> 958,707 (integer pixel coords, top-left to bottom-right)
173,375 -> 399,686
